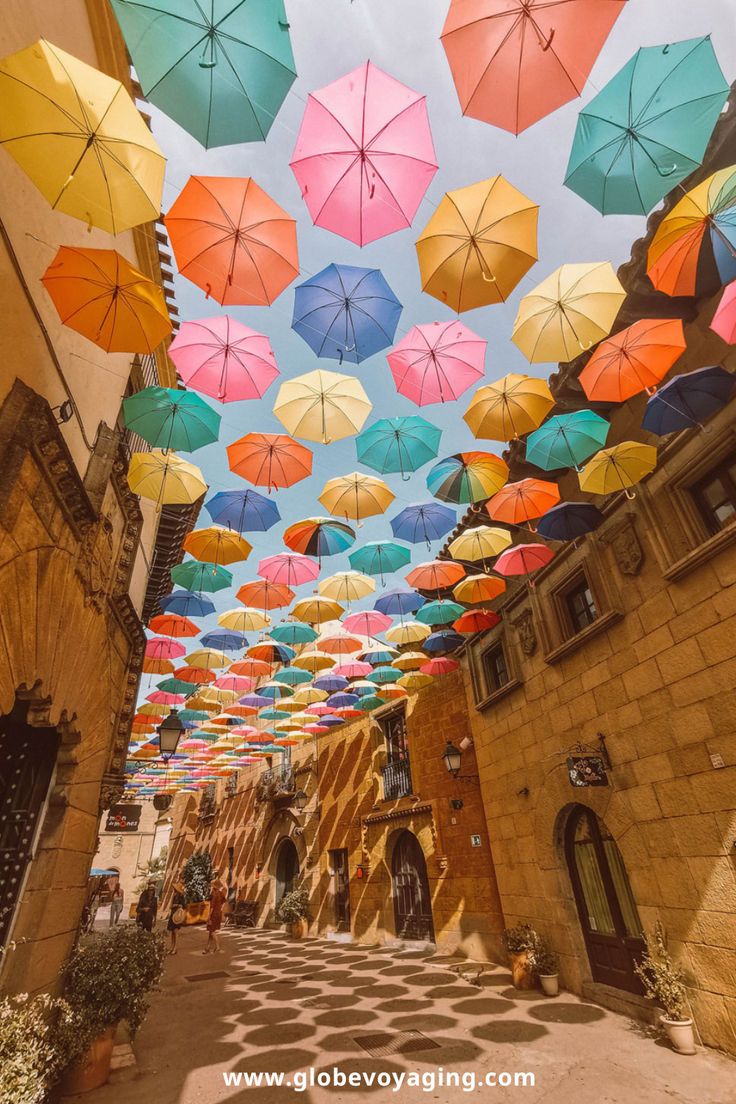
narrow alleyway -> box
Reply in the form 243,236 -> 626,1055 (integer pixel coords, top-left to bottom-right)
89,928 -> 734,1104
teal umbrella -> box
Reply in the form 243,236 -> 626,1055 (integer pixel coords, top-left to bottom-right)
356,415 -> 441,480
416,600 -> 464,626
122,386 -> 220,451
526,411 -> 610,472
349,540 -> 411,583
566,37 -> 729,215
269,622 -> 319,646
271,666 -> 314,686
170,559 -> 233,593
110,0 -> 297,148
156,677 -> 194,695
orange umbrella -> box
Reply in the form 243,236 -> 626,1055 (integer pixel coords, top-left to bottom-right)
148,614 -> 199,637
142,657 -> 173,675
580,318 -> 686,401
183,526 -> 252,565
229,659 -> 274,679
165,176 -> 299,306
235,580 -> 295,610
405,560 -> 465,591
41,246 -> 171,354
487,478 -> 560,526
453,574 -> 507,604
227,432 -> 312,492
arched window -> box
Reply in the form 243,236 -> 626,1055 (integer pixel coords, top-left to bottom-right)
275,838 -> 299,904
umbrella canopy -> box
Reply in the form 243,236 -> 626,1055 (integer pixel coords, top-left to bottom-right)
388,321 -> 486,407
513,262 -> 626,362
416,599 -> 465,626
205,489 -> 280,533
441,0 -> 625,135
160,590 -> 215,618
273,369 -> 372,444
421,657 -> 459,677
391,502 -> 456,545
290,595 -> 345,625
284,517 -> 356,558
227,432 -> 312,492
464,374 -> 554,441
313,674 -> 348,694
453,609 -> 501,634
453,575 -> 506,605
641,366 -> 736,435
236,580 -> 294,610
293,650 -> 337,673
290,60 -> 437,246
349,540 -> 411,582
0,38 -> 165,233
270,622 -> 318,646
406,560 -> 465,591
319,473 -> 394,522
317,632 -> 363,656
218,608 -> 271,632
423,630 -> 464,655
148,614 -> 199,638
711,281 -> 736,344
398,672 -> 433,692
526,412 -> 610,472
185,649 -> 231,670
494,543 -> 554,576
171,560 -> 232,594
427,452 -> 508,504
110,0 -> 296,148
123,387 -> 220,452
272,666 -> 314,687
292,263 -> 402,364
356,415 -> 442,479
258,552 -> 320,587
343,610 -> 391,637
367,665 -> 403,685
487,478 -> 560,525
416,176 -> 538,312
579,442 -> 657,497
566,37 -> 729,216
537,502 -> 604,542
580,319 -> 686,402
145,638 -> 186,661
373,588 -> 425,616
319,571 -> 376,604
165,175 -> 299,306
183,526 -> 252,565
391,651 -> 426,672
647,165 -> 736,297
42,247 -> 170,354
168,316 -> 279,403
128,451 -> 207,506
448,525 -> 512,563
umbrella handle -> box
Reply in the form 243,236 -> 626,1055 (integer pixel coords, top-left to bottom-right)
578,339 -> 594,351
542,29 -> 555,51
481,271 -> 497,284
624,488 -> 636,501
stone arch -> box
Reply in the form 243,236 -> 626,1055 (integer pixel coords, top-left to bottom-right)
257,808 -> 312,927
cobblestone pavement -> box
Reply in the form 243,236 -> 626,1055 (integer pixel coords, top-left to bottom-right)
87,927 -> 735,1104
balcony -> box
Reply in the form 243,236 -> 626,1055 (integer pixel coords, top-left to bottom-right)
382,757 -> 413,801
256,765 -> 296,804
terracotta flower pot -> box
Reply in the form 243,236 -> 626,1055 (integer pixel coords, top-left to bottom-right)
539,973 -> 559,997
662,1016 -> 696,1055
61,1025 -> 116,1096
288,918 -> 307,940
510,951 -> 534,989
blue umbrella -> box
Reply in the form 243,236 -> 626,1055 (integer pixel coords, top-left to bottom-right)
641,366 -> 736,435
239,694 -> 271,710
317,714 -> 345,727
259,708 -> 290,722
258,682 -> 295,700
391,502 -> 457,546
367,665 -> 402,685
270,622 -> 319,646
537,502 -> 605,542
178,708 -> 210,722
361,647 -> 398,666
205,488 -> 280,533
424,630 -> 464,654
292,263 -> 402,364
326,692 -> 359,709
313,674 -> 349,693
374,588 -> 425,616
159,590 -> 215,618
200,629 -> 249,651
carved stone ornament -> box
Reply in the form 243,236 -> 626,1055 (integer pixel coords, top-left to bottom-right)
514,609 -> 537,655
77,513 -> 114,610
99,771 -> 126,813
611,519 -> 644,576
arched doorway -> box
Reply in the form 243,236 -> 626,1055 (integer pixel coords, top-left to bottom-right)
391,830 -> 435,943
275,838 -> 299,905
565,805 -> 644,993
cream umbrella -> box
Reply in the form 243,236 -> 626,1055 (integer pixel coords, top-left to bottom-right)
273,369 -> 372,443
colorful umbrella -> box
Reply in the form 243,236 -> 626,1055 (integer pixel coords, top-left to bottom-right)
205,489 -> 280,533
398,672 -> 434,693
128,452 -> 207,506
273,369 -> 372,444
416,176 -> 538,312
416,600 -> 465,626
647,165 -> 736,297
580,319 -> 686,402
566,38 -> 729,215
513,263 -> 626,362
423,631 -> 464,655
141,657 -> 174,677
367,666 -> 402,685
390,502 -> 457,545
317,631 -> 363,656
165,175 -> 299,306
313,674 -> 349,693
453,575 -> 506,605
374,588 -> 425,616
421,657 -> 459,677
272,666 -> 314,687
168,316 -> 279,403
537,502 -> 604,542
183,526 -> 252,565
453,609 -> 501,634
578,442 -> 657,498
360,647 -> 398,666
356,416 -> 442,479
441,0 -> 625,135
292,264 -> 402,364
349,540 -> 411,583
406,560 -> 465,591
319,473 -> 394,523
171,560 -> 232,594
172,666 -> 215,687
160,590 -> 215,618
284,517 -> 356,558
319,571 -> 375,605
185,649 -> 231,670
123,387 -> 220,452
235,580 -> 294,610
0,38 -> 165,233
109,0 -> 296,148
464,374 -> 554,441
494,543 -> 554,576
147,614 -> 200,638
427,452 -> 508,504
526,411 -> 610,472
448,525 -> 512,563
227,432 -> 312,492
711,282 -> 736,344
219,607 -> 271,633
641,366 -> 736,436
145,638 -> 186,661
294,650 -> 337,673
391,652 -> 426,672
290,60 -> 437,246
388,321 -> 486,407
290,596 -> 344,625
487,478 -> 560,526
258,552 -> 320,588
41,247 -> 170,354
269,622 -> 318,646
342,610 -> 392,637
230,658 -> 273,678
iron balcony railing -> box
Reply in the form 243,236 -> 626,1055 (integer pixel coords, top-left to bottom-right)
256,765 -> 296,802
382,757 -> 413,801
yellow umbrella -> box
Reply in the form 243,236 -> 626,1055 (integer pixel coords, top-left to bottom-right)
398,672 -> 434,692
274,718 -> 304,733
198,687 -> 239,706
128,451 -> 207,506
291,650 -> 336,673
464,374 -> 554,441
291,595 -> 345,624
218,608 -> 271,632
415,175 -> 538,313
318,571 -> 375,604
512,262 -> 626,363
578,442 -> 657,499
183,694 -> 217,713
292,686 -> 328,704
0,39 -> 165,234
137,702 -> 172,717
385,621 -> 431,646
184,649 -> 231,669
289,712 -> 320,727
448,525 -> 512,562
184,526 -> 252,565
273,369 -> 372,444
319,472 -> 394,522
274,697 -> 311,714
391,651 -> 427,672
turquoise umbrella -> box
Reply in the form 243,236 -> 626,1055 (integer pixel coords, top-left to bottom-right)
122,386 -> 220,451
356,415 -> 441,480
156,677 -> 194,695
566,37 -> 729,215
357,695 -> 385,713
367,665 -> 402,685
170,560 -> 233,593
271,666 -> 314,686
110,0 -> 297,148
258,708 -> 290,722
416,600 -> 464,626
526,411 -> 610,472
269,622 -> 319,646
349,540 -> 411,583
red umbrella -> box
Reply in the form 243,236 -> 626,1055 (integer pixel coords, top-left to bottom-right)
388,321 -> 486,406
711,281 -> 736,344
453,609 -> 501,634
494,543 -> 554,576
420,657 -> 459,676
173,666 -> 215,685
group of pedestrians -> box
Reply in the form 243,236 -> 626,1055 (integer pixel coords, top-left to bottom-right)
137,875 -> 227,956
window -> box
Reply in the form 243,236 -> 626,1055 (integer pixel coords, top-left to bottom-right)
378,707 -> 408,764
482,643 -> 510,694
565,580 -> 598,634
691,455 -> 736,535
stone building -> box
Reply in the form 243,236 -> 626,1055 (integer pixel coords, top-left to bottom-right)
93,800 -> 172,907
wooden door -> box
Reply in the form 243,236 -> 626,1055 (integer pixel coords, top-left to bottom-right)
330,848 -> 351,932
392,830 -> 435,943
275,838 -> 299,904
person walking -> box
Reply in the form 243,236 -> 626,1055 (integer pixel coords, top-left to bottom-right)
167,879 -> 187,955
136,880 -> 158,932
203,881 -> 225,954
109,884 -> 124,927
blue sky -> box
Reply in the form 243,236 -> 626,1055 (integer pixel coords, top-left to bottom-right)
143,0 -> 736,653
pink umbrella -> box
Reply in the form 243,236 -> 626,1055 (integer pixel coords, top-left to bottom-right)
308,704 -> 333,716
290,61 -> 438,246
494,544 -> 554,576
213,675 -> 254,693
420,657 -> 459,676
258,552 -> 320,587
146,691 -> 185,705
168,316 -> 279,402
333,660 -> 373,679
304,723 -> 329,734
711,281 -> 736,344
145,637 -> 186,660
342,610 -> 392,636
388,321 -> 486,405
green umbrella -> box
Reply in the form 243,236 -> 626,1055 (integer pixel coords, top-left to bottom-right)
348,540 -> 411,583
566,37 -> 729,215
110,0 -> 296,148
526,411 -> 610,472
170,559 -> 233,593
122,386 -> 220,451
356,416 -> 441,480
416,600 -> 464,626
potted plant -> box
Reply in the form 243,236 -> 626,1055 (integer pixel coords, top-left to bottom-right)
532,942 -> 560,996
181,849 -> 216,924
275,888 -> 309,939
0,991 -> 74,1104
635,921 -> 696,1055
59,925 -> 165,1094
503,923 -> 542,990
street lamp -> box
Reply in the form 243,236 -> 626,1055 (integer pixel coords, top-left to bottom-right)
293,788 -> 309,812
157,710 -> 184,763
442,741 -> 462,778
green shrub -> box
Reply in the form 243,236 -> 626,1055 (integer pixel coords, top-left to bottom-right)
275,888 -> 309,925
0,992 -> 74,1104
182,849 -> 217,903
635,921 -> 689,1022
503,922 -> 542,957
531,941 -> 559,976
